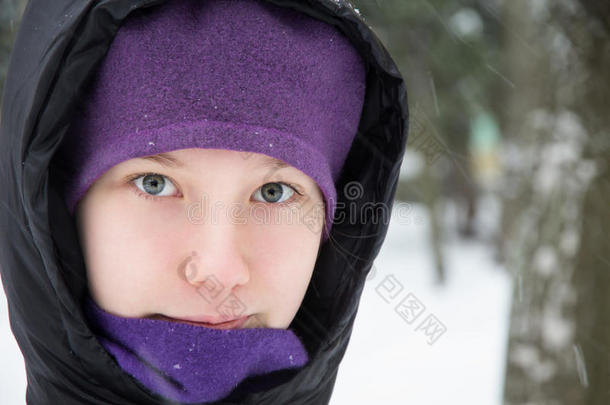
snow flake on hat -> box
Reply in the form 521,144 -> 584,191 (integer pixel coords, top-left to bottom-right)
326,0 -> 363,20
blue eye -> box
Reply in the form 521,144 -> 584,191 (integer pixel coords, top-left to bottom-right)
133,174 -> 178,197
253,182 -> 296,204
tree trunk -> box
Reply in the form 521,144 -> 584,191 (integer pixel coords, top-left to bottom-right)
501,0 -> 609,403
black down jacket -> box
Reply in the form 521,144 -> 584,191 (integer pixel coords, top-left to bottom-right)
0,0 -> 409,403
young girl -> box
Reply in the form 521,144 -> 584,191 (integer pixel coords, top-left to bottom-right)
0,0 -> 408,403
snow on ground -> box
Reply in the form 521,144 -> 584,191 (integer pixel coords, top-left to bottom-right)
0,285 -> 27,405
331,197 -> 513,405
0,197 -> 512,405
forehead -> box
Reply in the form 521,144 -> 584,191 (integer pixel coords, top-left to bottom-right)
137,151 -> 289,170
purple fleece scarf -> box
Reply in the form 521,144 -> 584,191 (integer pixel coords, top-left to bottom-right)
83,296 -> 309,403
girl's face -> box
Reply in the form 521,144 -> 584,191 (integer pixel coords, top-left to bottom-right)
75,148 -> 325,329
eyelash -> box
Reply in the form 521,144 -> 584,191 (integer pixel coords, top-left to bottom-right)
125,172 -> 304,205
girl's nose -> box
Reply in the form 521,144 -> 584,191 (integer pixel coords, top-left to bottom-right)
179,222 -> 250,301
182,252 -> 250,287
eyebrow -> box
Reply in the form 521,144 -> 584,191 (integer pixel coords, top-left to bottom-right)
139,153 -> 184,168
138,152 -> 289,170
259,156 -> 289,170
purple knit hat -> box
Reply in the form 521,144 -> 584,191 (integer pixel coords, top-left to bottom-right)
58,0 -> 366,242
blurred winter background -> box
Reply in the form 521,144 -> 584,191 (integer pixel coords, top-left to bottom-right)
1,0 -> 609,404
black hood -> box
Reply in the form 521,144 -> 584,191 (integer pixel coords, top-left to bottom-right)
0,0 -> 408,403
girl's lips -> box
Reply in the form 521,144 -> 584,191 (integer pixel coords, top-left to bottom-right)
152,314 -> 250,330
